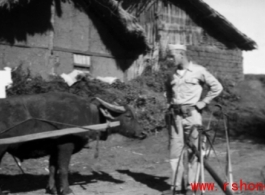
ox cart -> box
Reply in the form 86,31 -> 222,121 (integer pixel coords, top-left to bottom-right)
0,92 -> 144,195
0,119 -> 120,178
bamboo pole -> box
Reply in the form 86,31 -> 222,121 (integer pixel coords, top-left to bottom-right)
0,121 -> 120,145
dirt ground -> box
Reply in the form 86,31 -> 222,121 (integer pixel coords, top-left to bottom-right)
1,129 -> 265,195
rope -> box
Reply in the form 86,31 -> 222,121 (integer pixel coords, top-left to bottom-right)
93,120 -> 112,159
12,155 -> 25,175
94,133 -> 100,159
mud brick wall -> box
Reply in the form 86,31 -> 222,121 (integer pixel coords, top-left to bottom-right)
187,45 -> 243,81
0,1 -> 131,81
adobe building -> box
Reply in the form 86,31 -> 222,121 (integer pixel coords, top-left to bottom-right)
0,0 -> 149,81
0,0 -> 257,82
123,0 -> 257,81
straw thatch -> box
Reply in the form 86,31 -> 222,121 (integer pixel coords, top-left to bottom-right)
0,0 -> 150,53
0,0 -> 24,8
171,0 -> 257,50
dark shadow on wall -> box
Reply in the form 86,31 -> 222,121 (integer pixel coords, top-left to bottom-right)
86,9 -> 135,71
0,0 -> 53,44
71,0 -> 142,72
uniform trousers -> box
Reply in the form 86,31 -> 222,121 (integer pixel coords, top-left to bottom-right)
169,108 -> 202,190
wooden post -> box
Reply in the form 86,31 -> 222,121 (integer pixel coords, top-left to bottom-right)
49,0 -> 55,55
47,0 -> 57,76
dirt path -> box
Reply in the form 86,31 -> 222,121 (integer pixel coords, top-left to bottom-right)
1,131 -> 265,195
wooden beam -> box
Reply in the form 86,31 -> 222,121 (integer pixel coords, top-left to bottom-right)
0,121 -> 120,145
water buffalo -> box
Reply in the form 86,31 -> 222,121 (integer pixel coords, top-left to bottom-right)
0,92 -> 145,195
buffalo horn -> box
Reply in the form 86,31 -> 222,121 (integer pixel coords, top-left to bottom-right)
95,97 -> 126,113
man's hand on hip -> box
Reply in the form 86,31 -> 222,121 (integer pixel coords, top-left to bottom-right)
195,101 -> 206,110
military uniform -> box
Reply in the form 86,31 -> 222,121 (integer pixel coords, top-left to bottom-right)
165,61 -> 223,192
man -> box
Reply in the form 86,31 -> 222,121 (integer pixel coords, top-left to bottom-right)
163,44 -> 223,195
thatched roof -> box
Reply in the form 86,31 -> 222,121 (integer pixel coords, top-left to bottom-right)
175,0 -> 257,50
0,0 -> 150,54
122,0 -> 257,51
87,0 -> 150,54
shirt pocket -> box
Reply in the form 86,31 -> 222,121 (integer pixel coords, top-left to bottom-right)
185,78 -> 198,85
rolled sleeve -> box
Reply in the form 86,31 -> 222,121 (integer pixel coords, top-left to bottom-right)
200,68 -> 223,104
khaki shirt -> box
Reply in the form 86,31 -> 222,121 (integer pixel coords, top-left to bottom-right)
165,62 -> 223,106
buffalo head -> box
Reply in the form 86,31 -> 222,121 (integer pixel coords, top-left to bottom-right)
92,97 -> 146,140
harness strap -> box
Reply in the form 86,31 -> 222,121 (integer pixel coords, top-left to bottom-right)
93,120 -> 111,159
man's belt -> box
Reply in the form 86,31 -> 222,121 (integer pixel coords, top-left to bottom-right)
170,104 -> 196,118
165,104 -> 197,139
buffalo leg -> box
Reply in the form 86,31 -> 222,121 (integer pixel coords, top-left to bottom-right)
0,148 -> 7,195
46,153 -> 57,194
0,147 -> 7,164
57,143 -> 74,195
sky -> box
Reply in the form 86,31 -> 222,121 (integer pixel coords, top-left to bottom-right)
203,0 -> 265,74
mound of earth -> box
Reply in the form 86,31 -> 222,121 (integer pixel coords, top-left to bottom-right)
6,65 -> 265,139
221,76 -> 265,138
